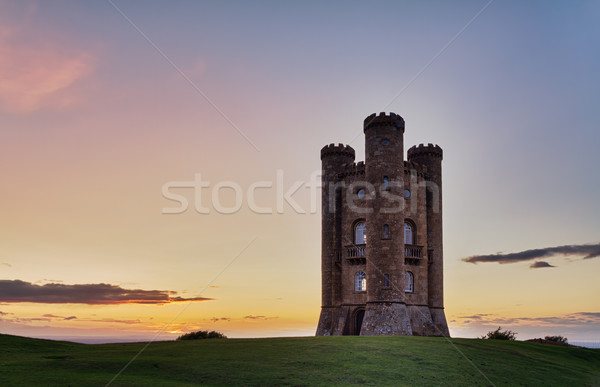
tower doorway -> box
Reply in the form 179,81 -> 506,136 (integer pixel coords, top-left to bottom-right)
353,309 -> 365,335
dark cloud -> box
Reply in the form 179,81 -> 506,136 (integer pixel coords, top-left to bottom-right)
42,313 -> 77,320
458,314 -> 491,320
462,243 -> 600,265
243,315 -> 278,320
456,312 -> 600,327
13,317 -> 51,323
0,280 -> 213,305
244,315 -> 265,320
210,317 -> 231,322
2,313 -> 138,325
577,312 -> 600,318
89,318 -> 141,325
530,261 -> 555,269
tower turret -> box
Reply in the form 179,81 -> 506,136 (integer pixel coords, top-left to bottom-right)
360,112 -> 412,335
316,143 -> 355,336
407,143 -> 449,336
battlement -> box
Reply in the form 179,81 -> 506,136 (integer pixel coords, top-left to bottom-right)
321,143 -> 355,160
338,160 -> 366,178
363,112 -> 405,132
407,143 -> 443,160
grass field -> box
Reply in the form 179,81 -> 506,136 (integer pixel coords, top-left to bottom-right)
0,334 -> 599,386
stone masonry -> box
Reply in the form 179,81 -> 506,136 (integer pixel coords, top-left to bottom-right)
316,112 -> 450,336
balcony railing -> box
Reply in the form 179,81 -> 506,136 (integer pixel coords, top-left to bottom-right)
345,244 -> 366,265
338,244 -> 423,265
346,244 -> 366,258
405,244 -> 423,260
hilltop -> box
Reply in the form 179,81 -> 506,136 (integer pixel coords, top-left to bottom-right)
0,334 -> 598,386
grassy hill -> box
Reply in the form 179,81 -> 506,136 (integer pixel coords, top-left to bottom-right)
0,334 -> 599,386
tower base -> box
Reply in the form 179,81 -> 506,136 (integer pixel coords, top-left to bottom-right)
316,307 -> 337,336
317,304 -> 450,337
429,307 -> 450,337
360,302 -> 412,336
406,305 -> 436,336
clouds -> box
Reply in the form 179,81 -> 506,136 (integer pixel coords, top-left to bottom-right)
529,261 -> 555,269
210,317 -> 231,323
450,312 -> 600,340
0,7 -> 95,114
207,316 -> 278,323
43,313 -> 77,321
454,312 -> 600,327
243,315 -> 278,320
462,243 -> 600,268
0,280 -> 213,305
90,318 -> 142,325
1,311 -> 143,326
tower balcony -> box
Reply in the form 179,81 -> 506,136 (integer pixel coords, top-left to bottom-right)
405,244 -> 424,265
345,244 -> 366,265
346,244 -> 366,257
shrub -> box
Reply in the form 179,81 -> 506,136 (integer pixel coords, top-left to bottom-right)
544,335 -> 568,344
176,330 -> 227,341
526,336 -> 570,346
481,327 -> 517,340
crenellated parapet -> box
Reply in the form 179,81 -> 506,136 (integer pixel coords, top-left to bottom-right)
363,112 -> 405,132
407,143 -> 443,161
321,143 -> 355,160
338,161 -> 366,178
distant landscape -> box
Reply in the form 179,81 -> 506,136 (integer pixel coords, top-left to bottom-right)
1,334 -> 598,386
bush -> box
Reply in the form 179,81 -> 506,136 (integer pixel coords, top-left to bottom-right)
544,335 -> 568,344
176,330 -> 227,341
481,327 -> 517,340
526,336 -> 570,346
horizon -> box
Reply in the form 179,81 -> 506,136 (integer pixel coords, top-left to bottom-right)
4,331 -> 600,350
1,1 -> 599,345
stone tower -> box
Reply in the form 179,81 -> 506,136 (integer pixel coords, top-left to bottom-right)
316,112 -> 449,336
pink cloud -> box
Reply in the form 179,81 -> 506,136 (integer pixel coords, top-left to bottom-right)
0,23 -> 94,114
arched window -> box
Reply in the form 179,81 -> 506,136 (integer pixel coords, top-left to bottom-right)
383,224 -> 390,239
405,272 -> 414,293
384,274 -> 390,288
404,222 -> 414,245
354,222 -> 366,245
355,271 -> 366,291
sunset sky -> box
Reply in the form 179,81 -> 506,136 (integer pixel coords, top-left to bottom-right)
1,0 -> 599,344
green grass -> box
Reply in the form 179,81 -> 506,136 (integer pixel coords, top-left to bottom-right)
0,334 -> 599,386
